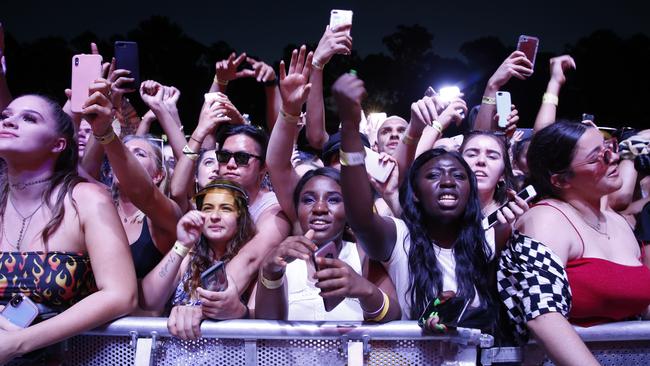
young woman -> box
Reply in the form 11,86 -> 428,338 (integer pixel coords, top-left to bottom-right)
140,179 -> 255,340
257,47 -> 400,322
499,121 -> 650,365
336,73 -> 497,327
0,92 -> 136,363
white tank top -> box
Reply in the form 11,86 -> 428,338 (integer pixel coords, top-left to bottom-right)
286,241 -> 364,321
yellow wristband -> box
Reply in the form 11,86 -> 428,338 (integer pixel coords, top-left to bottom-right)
481,96 -> 496,105
94,128 -> 116,145
369,291 -> 390,322
260,273 -> 284,289
214,75 -> 228,86
542,93 -> 559,106
431,120 -> 443,134
401,134 -> 417,146
312,58 -> 325,71
339,149 -> 366,167
172,241 -> 191,258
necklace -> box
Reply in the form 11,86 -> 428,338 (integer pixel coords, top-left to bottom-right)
10,176 -> 52,190
566,202 -> 610,240
4,196 -> 45,250
117,202 -> 144,225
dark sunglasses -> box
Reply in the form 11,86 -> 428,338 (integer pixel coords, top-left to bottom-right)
216,150 -> 262,166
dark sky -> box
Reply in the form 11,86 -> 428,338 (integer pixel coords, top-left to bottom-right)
3,0 -> 648,61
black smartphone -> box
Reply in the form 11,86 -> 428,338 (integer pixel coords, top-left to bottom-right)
200,261 -> 228,292
114,41 -> 140,90
482,185 -> 537,230
313,242 -> 343,312
418,296 -> 470,328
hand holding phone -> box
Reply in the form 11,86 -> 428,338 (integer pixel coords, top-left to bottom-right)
1,294 -> 39,328
482,185 -> 537,230
418,292 -> 469,331
71,54 -> 103,113
114,41 -> 140,91
313,242 -> 345,312
200,261 -> 228,292
517,35 -> 539,69
496,91 -> 512,128
364,147 -> 396,184
329,10 -> 353,34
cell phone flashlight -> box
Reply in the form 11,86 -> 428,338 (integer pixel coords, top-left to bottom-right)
481,185 -> 537,230
438,86 -> 465,119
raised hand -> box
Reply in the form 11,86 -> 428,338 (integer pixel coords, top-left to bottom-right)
107,58 -> 136,112
239,57 -> 277,83
494,104 -> 520,137
331,73 -> 366,127
139,80 -> 165,110
162,86 -> 181,111
279,45 -> 313,115
313,24 -> 353,67
82,78 -> 114,135
437,98 -> 467,129
215,52 -> 248,84
1,22 -> 6,75
176,210 -> 205,248
409,96 -> 438,129
549,55 -> 576,86
487,51 -> 534,90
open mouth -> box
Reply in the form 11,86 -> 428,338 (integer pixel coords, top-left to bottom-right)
437,192 -> 459,207
309,218 -> 331,230
474,170 -> 488,178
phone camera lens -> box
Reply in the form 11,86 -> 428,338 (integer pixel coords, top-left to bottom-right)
10,295 -> 22,307
74,57 -> 79,66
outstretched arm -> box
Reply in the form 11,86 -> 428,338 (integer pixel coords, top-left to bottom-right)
533,55 -> 576,132
209,52 -> 247,93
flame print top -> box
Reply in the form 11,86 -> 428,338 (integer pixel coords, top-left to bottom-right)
0,251 -> 97,311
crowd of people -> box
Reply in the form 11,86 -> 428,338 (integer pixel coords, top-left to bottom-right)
1,19 -> 650,366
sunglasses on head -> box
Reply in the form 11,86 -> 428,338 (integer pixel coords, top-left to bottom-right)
216,150 -> 262,166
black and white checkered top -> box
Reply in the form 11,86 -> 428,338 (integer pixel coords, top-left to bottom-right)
497,231 -> 572,344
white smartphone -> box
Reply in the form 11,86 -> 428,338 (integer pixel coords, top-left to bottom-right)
1,294 -> 39,328
482,185 -> 537,230
330,10 -> 353,34
364,147 -> 395,184
496,91 -> 511,129
71,54 -> 103,113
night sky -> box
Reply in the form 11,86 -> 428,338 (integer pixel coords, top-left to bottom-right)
4,0 -> 648,61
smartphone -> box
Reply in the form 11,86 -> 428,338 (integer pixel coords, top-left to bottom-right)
482,185 -> 537,230
330,10 -> 353,34
364,147 -> 396,184
438,86 -> 465,119
71,54 -> 103,113
418,296 -> 470,329
114,41 -> 140,90
517,35 -> 539,68
313,242 -> 343,312
496,91 -> 511,129
582,113 -> 595,123
1,294 -> 39,328
200,261 -> 228,292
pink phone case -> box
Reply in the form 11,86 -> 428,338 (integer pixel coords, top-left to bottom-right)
517,35 -> 539,68
71,54 -> 103,113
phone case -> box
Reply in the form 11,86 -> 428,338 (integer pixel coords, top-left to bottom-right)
313,242 -> 344,312
200,261 -> 228,292
1,294 -> 39,328
364,147 -> 396,184
496,91 -> 511,128
114,41 -> 140,90
70,54 -> 103,113
418,296 -> 470,329
329,10 -> 353,34
482,185 -> 537,230
517,35 -> 539,68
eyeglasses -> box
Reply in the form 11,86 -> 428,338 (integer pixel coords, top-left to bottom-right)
216,150 -> 262,166
573,140 -> 618,168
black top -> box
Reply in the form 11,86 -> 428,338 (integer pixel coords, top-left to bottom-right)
130,219 -> 164,278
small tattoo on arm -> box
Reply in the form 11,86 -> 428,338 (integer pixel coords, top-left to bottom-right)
159,254 -> 178,278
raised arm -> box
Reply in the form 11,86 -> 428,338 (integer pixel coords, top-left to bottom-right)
85,79 -> 182,240
0,23 -> 12,111
209,52 -> 247,93
474,51 -> 532,131
267,46 -> 313,223
335,73 -> 397,261
239,57 -> 280,130
305,24 -> 353,149
533,55 -> 576,132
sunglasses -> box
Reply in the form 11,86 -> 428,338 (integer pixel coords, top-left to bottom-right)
573,140 -> 618,168
216,150 -> 262,166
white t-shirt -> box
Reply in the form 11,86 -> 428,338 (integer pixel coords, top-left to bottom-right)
285,241 -> 364,321
249,191 -> 279,224
383,216 -> 495,319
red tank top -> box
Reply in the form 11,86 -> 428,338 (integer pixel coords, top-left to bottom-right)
537,202 -> 650,327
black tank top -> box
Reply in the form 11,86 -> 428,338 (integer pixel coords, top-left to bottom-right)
129,219 -> 163,278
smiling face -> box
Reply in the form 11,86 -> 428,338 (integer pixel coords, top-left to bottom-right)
461,134 -> 506,199
562,127 -> 622,199
0,95 -> 67,161
415,155 -> 470,222
200,190 -> 240,244
376,117 -> 408,156
297,175 -> 347,245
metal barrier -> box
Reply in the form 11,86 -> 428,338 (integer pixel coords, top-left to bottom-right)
480,321 -> 650,366
47,317 -> 494,366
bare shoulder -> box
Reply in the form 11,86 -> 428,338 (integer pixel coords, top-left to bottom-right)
71,182 -> 113,203
256,202 -> 290,230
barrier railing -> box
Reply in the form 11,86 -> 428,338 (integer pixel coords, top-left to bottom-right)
45,317 -> 494,366
480,320 -> 650,366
